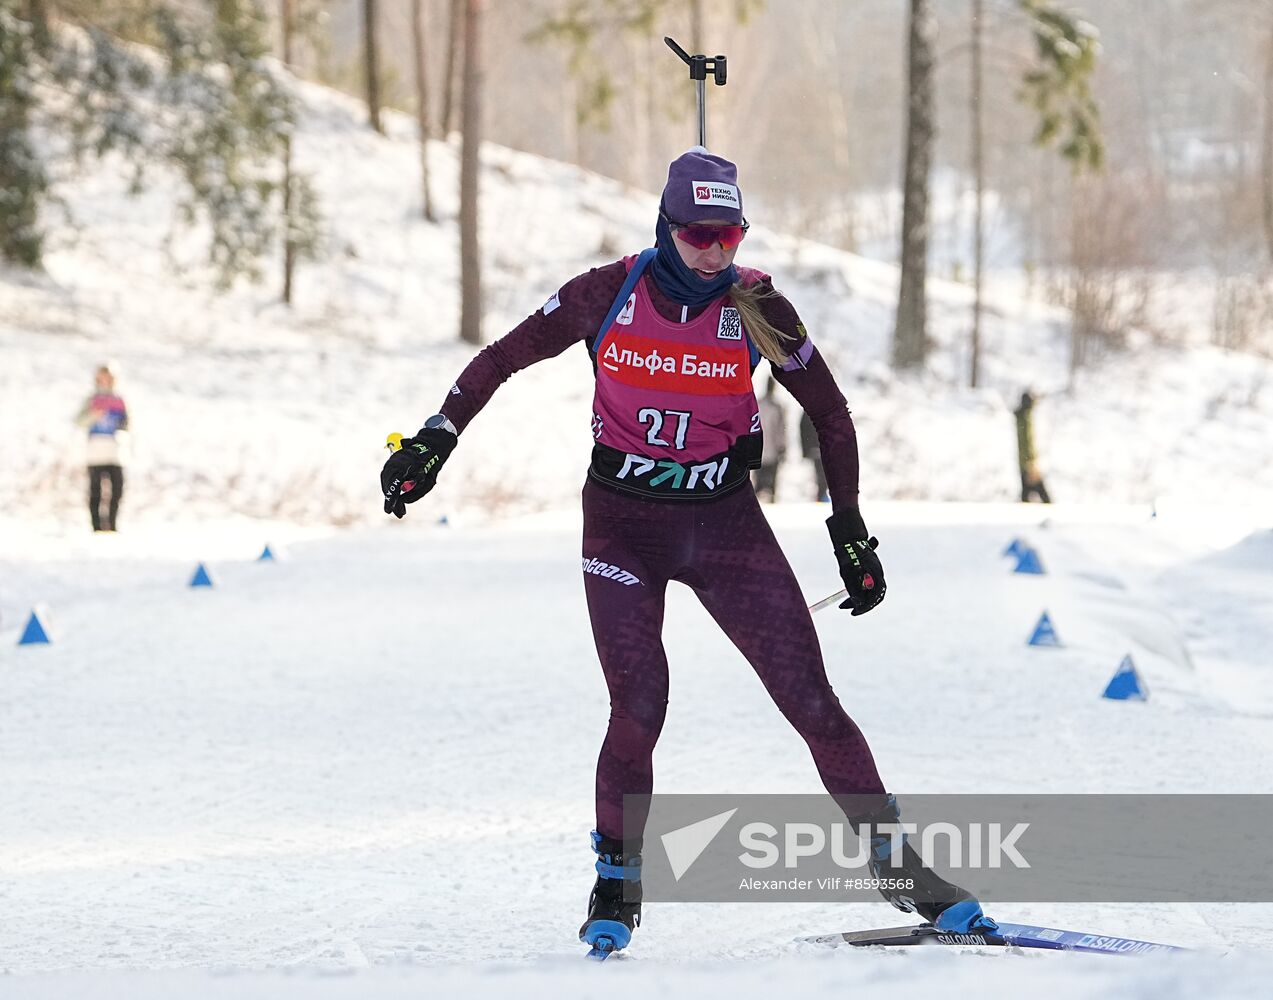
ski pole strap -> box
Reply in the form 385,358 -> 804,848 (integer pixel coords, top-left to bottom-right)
591,248 -> 658,353
595,858 -> 643,881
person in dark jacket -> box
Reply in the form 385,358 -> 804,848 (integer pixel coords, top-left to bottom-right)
752,375 -> 786,502
1014,391 -> 1051,503
801,410 -> 829,501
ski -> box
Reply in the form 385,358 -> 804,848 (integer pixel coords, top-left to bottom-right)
798,921 -> 1190,956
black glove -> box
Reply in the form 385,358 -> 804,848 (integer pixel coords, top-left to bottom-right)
381,428 -> 457,518
826,508 -> 887,616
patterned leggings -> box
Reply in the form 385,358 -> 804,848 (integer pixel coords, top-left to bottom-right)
581,479 -> 884,840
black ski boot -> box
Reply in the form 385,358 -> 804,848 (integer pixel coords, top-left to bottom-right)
579,830 -> 642,958
850,794 -> 997,935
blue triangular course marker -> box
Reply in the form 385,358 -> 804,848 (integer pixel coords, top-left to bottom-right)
258,544 -> 275,562
1014,547 -> 1045,574
190,563 -> 213,588
1028,611 -> 1062,647
1103,654 -> 1147,701
1003,538 -> 1025,559
18,610 -> 51,646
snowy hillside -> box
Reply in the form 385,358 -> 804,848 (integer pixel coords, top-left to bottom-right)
3,77 -> 1272,528
4,64 -> 1273,1000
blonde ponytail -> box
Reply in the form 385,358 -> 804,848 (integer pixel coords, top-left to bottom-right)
729,281 -> 794,367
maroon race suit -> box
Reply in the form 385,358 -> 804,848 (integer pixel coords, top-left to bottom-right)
438,259 -> 885,838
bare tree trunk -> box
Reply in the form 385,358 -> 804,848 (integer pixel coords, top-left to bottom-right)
1262,28 -> 1273,266
411,0 -> 436,222
689,0 -> 704,52
969,0 -> 984,387
28,0 -> 52,52
442,0 -> 463,137
458,0 -> 483,345
892,0 -> 935,372
628,32 -> 650,187
799,14 -> 853,248
281,0 -> 296,305
563,70 -> 580,166
1068,176 -> 1091,386
363,0 -> 383,134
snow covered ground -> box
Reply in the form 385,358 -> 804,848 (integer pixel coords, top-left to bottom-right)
4,53 -> 1273,998
2,501 -> 1272,996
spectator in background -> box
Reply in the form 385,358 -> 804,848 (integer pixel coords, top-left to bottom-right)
800,410 -> 829,502
76,364 -> 129,531
752,375 -> 786,502
1013,390 -> 1051,504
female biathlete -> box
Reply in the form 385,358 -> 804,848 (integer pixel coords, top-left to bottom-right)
380,148 -> 996,956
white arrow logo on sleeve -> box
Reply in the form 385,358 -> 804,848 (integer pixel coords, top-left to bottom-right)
661,808 -> 738,881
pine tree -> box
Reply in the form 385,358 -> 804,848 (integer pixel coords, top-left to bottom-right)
1262,26 -> 1273,265
279,0 -> 325,304
363,0 -> 383,133
9,0 -> 315,288
441,0 -> 461,137
411,0 -> 436,221
0,4 -> 48,266
458,0 -> 482,344
892,0 -> 935,373
1018,0 -> 1102,172
966,0 -> 1103,387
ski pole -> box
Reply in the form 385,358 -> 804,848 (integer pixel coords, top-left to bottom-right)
808,589 -> 848,614
664,36 -> 727,149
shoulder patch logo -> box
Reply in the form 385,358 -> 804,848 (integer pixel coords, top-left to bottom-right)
615,292 -> 637,326
717,306 -> 742,341
542,289 -> 561,315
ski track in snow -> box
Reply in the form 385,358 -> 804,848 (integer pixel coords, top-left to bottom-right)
2,502 -> 1272,997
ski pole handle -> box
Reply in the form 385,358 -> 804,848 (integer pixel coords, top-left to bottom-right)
808,588 -> 848,614
384,432 -> 416,494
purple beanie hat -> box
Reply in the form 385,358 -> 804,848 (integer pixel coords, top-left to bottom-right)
660,146 -> 744,225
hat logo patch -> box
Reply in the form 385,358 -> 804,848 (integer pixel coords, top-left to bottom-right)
692,181 -> 740,208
